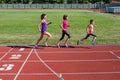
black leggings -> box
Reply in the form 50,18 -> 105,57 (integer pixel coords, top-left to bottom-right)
60,31 -> 71,41
84,34 -> 97,39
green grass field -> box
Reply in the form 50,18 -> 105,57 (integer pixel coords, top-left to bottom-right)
0,9 -> 120,45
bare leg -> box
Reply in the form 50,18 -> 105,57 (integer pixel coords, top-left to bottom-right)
64,38 -> 69,44
44,32 -> 52,46
64,38 -> 69,47
92,37 -> 96,41
64,31 -> 71,47
91,37 -> 96,45
56,40 -> 61,48
57,32 -> 65,48
57,40 -> 60,45
35,33 -> 44,46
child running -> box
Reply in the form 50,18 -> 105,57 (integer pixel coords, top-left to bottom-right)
34,14 -> 52,48
57,15 -> 71,48
77,19 -> 97,45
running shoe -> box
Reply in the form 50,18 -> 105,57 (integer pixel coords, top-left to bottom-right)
44,42 -> 48,46
64,44 -> 68,48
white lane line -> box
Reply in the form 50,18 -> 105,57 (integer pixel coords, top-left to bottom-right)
20,72 -> 120,75
0,78 -> 2,80
34,49 -> 63,80
109,51 -> 120,59
0,50 -> 120,54
13,49 -> 33,80
37,51 -> 109,53
0,48 -> 13,61
35,50 -> 114,54
1,59 -> 120,62
43,59 -> 120,62
19,72 -> 120,75
1,71 -> 120,75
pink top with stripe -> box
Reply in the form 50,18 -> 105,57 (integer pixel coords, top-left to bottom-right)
89,24 -> 94,34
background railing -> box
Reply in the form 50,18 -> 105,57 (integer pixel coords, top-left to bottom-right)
0,4 -> 106,9
0,3 -> 120,13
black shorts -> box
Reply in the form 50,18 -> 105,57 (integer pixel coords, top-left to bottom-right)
84,33 -> 97,39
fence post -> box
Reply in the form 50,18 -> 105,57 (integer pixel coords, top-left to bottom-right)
105,4 -> 108,13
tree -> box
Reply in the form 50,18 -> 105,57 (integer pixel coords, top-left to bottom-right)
67,0 -> 73,3
64,0 -> 67,3
67,0 -> 80,3
32,0 -> 41,3
89,0 -> 100,4
76,0 -> 78,3
0,0 -> 6,3
24,0 -> 30,3
78,0 -> 83,3
103,0 -> 112,3
10,0 -> 17,3
83,0 -> 89,3
78,0 -> 91,3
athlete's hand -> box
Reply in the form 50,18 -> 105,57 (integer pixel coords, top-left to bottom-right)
63,29 -> 67,31
68,25 -> 70,27
38,29 -> 41,32
48,22 -> 52,25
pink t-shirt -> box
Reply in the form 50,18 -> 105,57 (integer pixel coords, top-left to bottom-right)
89,24 -> 94,34
62,20 -> 68,32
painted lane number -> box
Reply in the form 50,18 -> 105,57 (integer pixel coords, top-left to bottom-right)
9,54 -> 22,59
0,64 -> 14,71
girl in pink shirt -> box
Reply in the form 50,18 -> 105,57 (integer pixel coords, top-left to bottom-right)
57,15 -> 71,48
77,19 -> 97,45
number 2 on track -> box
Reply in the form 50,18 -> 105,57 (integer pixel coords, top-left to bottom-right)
9,54 -> 22,59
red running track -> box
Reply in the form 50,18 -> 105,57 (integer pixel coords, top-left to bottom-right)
0,44 -> 120,80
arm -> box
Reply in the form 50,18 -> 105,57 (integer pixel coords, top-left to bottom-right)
47,22 -> 52,25
60,23 -> 64,30
67,24 -> 70,27
37,22 -> 41,32
60,23 -> 66,31
93,24 -> 96,29
86,25 -> 89,34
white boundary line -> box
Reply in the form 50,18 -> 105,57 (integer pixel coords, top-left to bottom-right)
1,71 -> 120,75
43,59 -> 120,62
19,72 -> 120,75
14,71 -> 120,75
0,52 -> 28,53
0,59 -> 119,62
0,50 -> 120,54
35,50 -> 120,54
13,49 -> 33,80
0,48 -> 13,61
34,49 -> 62,80
109,51 -> 120,59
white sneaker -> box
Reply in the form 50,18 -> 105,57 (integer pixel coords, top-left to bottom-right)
57,44 -> 60,48
91,42 -> 95,45
64,44 -> 68,48
44,43 -> 48,46
34,44 -> 38,48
